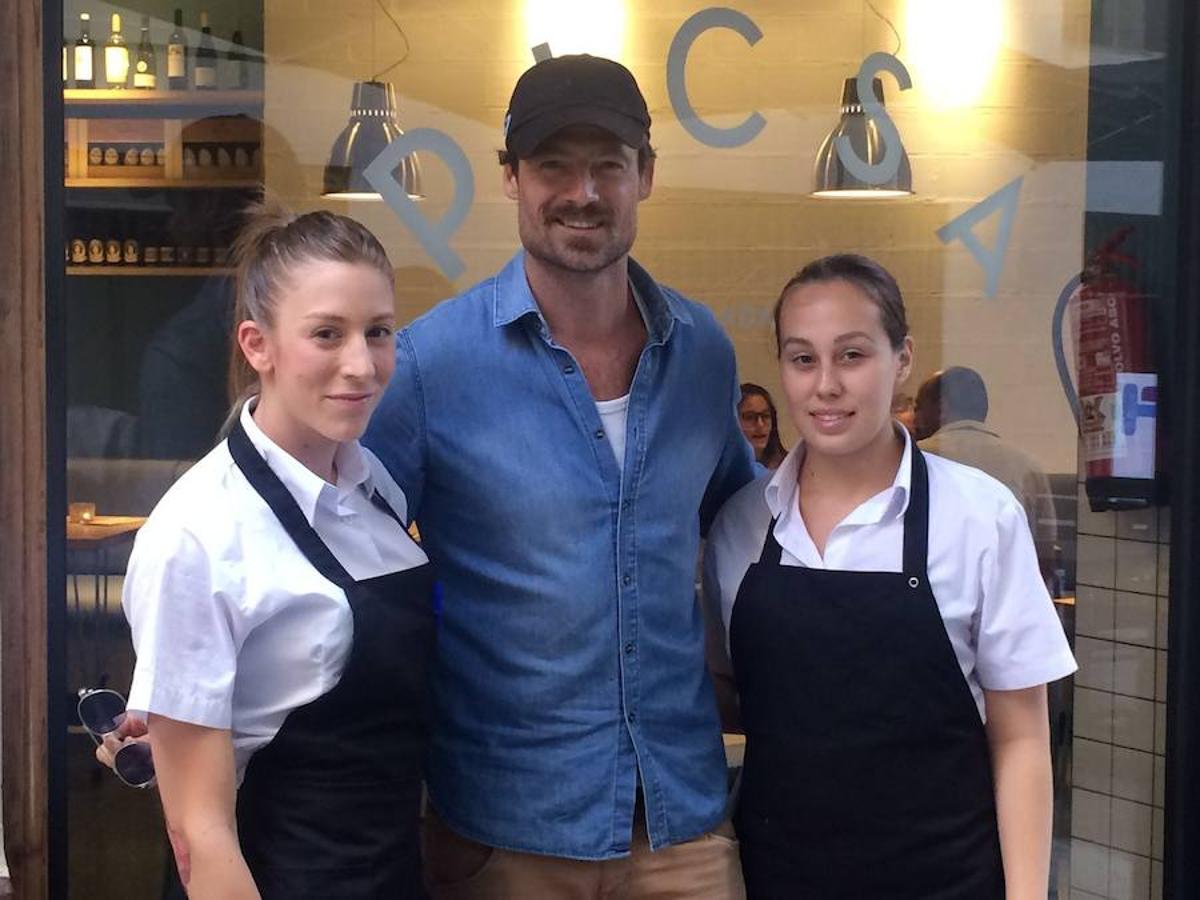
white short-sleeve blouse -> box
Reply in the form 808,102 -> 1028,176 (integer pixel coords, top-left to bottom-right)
124,401 -> 428,779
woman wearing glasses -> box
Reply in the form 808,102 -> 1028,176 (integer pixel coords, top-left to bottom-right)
115,204 -> 434,898
738,383 -> 787,472
704,255 -> 1076,898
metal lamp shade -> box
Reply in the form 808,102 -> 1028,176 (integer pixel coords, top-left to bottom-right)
812,77 -> 913,199
322,81 -> 423,200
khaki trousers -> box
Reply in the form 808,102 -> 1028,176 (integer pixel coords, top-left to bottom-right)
423,807 -> 745,900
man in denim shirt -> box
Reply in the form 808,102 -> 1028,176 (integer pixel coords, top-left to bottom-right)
364,55 -> 753,897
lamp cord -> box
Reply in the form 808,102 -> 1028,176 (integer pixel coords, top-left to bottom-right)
371,0 -> 411,81
866,0 -> 903,57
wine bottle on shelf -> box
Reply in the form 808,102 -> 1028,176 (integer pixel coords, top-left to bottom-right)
104,13 -> 130,89
73,13 -> 96,90
228,29 -> 249,90
167,9 -> 187,91
133,16 -> 156,89
123,214 -> 140,265
159,213 -> 177,265
194,12 -> 217,90
87,211 -> 105,265
69,226 -> 87,264
142,219 -> 160,266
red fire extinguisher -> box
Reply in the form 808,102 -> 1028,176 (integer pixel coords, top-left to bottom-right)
1072,227 -> 1158,510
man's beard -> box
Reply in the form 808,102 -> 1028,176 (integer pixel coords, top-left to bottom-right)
521,202 -> 634,275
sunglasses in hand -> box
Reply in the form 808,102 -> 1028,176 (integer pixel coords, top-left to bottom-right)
76,688 -> 156,789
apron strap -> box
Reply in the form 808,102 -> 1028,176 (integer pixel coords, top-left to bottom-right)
901,445 -> 932,579
757,519 -> 784,566
368,490 -> 406,529
227,418 -> 356,591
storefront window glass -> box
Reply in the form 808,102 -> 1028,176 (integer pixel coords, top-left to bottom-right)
55,1 -> 1177,895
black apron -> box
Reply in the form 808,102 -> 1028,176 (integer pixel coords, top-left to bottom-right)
227,420 -> 435,899
730,446 -> 1004,900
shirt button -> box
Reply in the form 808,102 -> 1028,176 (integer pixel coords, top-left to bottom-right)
622,574 -> 632,586
595,429 -> 605,440
628,712 -> 637,723
563,364 -> 576,374
624,642 -> 634,654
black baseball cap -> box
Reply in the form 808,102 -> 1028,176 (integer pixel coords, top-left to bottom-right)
503,55 -> 651,158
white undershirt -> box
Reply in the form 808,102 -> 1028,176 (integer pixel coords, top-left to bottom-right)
124,399 -> 428,780
595,394 -> 631,472
703,428 -> 1076,721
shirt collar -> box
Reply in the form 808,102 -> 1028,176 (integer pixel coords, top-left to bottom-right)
238,398 -> 374,525
490,249 -> 693,344
764,424 -> 914,525
939,418 -> 999,438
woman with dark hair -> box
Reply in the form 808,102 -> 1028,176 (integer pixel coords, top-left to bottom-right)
108,202 -> 434,899
705,254 -> 1076,899
738,383 -> 787,471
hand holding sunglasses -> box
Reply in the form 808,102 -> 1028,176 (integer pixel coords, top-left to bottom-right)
77,688 -> 156,789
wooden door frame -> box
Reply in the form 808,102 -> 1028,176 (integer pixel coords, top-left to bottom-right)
0,0 -> 63,896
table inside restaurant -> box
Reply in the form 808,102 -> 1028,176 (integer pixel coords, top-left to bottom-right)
67,515 -> 146,688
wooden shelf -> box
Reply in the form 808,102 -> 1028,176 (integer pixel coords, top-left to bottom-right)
66,178 -> 260,189
67,266 -> 233,277
64,89 -> 263,119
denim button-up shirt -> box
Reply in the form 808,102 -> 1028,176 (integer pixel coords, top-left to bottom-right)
363,251 -> 753,858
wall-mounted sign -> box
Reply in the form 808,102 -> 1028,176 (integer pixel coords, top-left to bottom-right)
836,52 -> 913,186
366,128 -> 475,281
666,7 -> 765,149
936,175 -> 1023,299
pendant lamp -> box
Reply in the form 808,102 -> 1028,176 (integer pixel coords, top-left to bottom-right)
812,76 -> 912,199
322,80 -> 423,200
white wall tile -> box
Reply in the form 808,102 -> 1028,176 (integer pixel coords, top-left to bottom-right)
1072,789 -> 1111,845
1078,535 -> 1116,588
1155,650 -> 1168,703
1071,838 -> 1110,896
1153,754 -> 1165,809
1113,695 -> 1155,752
1116,539 -> 1158,594
1152,806 -> 1164,861
1152,859 -> 1163,900
1073,738 -> 1112,795
1111,747 -> 1154,804
1114,592 -> 1156,647
1077,585 -> 1117,640
1155,597 -> 1169,649
1157,543 -> 1170,597
1078,484 -> 1117,536
1111,798 -> 1153,855
1154,702 -> 1166,755
1115,643 -> 1156,699
1109,848 -> 1151,900
1071,891 -> 1107,900
1157,506 -> 1170,543
1076,637 -> 1116,691
1117,507 -> 1157,542
1075,687 -> 1115,743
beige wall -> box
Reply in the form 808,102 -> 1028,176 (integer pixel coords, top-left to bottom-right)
264,0 -> 1090,474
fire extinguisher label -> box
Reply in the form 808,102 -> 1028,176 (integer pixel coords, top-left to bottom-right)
1081,393 -> 1117,461
1112,373 -> 1157,479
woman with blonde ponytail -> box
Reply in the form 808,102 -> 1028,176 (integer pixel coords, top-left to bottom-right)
110,200 -> 435,898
